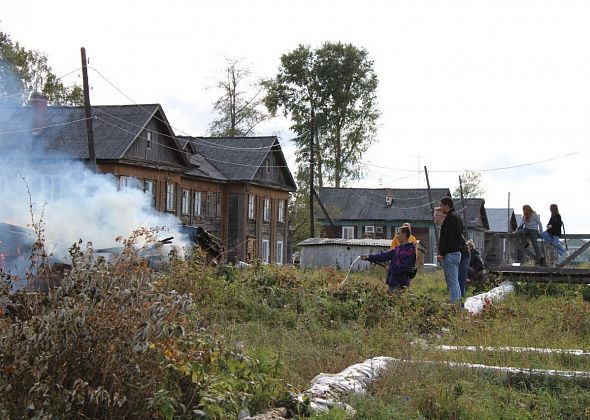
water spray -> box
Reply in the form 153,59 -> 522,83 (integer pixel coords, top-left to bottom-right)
340,255 -> 362,286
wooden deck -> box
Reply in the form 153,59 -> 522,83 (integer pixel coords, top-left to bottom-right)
488,265 -> 590,284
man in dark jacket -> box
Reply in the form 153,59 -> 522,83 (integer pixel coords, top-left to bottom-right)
437,197 -> 464,303
361,226 -> 416,294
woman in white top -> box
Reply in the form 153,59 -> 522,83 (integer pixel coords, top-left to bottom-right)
516,204 -> 545,265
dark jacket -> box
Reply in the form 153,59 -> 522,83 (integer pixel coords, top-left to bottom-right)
547,214 -> 563,237
368,242 -> 416,288
439,208 -> 464,255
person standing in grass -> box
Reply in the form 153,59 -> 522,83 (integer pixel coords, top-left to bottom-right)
390,222 -> 418,249
437,197 -> 464,304
361,226 -> 416,294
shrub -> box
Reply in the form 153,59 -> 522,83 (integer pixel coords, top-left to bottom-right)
0,237 -> 288,418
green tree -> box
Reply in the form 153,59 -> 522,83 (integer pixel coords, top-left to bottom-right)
453,170 -> 486,198
209,58 -> 269,137
265,42 -> 379,189
0,30 -> 83,106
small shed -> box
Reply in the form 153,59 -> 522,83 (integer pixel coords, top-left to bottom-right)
298,238 -> 426,271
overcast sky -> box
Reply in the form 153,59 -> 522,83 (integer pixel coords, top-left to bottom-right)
2,0 -> 590,233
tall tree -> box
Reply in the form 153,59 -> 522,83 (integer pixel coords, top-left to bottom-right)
453,170 -> 486,198
265,42 -> 379,188
0,30 -> 83,105
209,58 -> 269,137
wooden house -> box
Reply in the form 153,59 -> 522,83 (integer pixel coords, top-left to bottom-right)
456,197 -> 489,252
316,187 -> 452,263
0,100 -> 296,264
484,208 -> 519,265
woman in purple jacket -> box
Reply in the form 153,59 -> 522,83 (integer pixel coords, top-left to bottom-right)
361,226 -> 416,294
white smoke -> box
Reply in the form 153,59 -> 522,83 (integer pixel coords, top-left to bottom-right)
0,90 -> 188,262
0,149 -> 188,261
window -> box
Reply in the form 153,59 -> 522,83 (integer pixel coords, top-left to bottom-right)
342,226 -> 355,239
119,176 -> 132,189
278,199 -> 285,223
181,189 -> 190,215
41,175 -> 63,201
265,159 -> 270,174
216,192 -> 222,217
375,226 -> 383,233
144,180 -> 156,207
276,241 -> 284,265
365,226 -> 375,234
206,192 -> 216,217
262,239 -> 270,264
263,197 -> 271,222
248,195 -> 256,219
193,191 -> 202,216
166,182 -> 175,211
146,131 -> 152,149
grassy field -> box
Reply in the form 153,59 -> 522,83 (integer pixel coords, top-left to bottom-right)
195,263 -> 590,419
2,253 -> 589,418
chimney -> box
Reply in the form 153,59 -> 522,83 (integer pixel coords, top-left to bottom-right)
30,92 -> 49,136
385,189 -> 393,207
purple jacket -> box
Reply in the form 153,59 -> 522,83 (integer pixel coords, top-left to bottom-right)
368,242 -> 417,288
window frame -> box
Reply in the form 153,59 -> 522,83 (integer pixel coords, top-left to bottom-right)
263,197 -> 271,222
181,189 -> 190,215
276,240 -> 284,265
342,226 -> 355,240
278,199 -> 285,223
261,239 -> 270,264
166,182 -> 175,211
193,191 -> 202,216
248,195 -> 256,220
144,179 -> 156,207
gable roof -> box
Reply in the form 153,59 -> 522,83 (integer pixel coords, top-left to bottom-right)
180,136 -> 296,189
0,104 -> 189,166
456,198 -> 489,230
486,208 -> 518,232
317,187 -> 451,221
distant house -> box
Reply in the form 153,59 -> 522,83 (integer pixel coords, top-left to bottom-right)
316,187 -> 451,263
565,239 -> 590,264
456,198 -> 489,252
0,100 -> 295,264
484,208 -> 519,266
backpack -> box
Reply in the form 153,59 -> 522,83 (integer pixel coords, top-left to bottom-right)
408,265 -> 418,279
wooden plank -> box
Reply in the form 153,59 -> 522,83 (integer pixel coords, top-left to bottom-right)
488,265 -> 590,284
562,234 -> 590,239
557,239 -> 590,267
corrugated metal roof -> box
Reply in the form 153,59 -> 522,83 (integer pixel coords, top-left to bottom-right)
298,238 -> 392,247
487,208 -> 517,232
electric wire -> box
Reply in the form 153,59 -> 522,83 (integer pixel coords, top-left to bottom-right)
0,117 -> 92,135
95,117 -> 291,168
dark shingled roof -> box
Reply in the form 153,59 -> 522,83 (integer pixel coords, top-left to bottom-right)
185,153 -> 227,181
0,104 -> 187,164
317,187 -> 451,221
487,208 -> 518,232
180,136 -> 296,188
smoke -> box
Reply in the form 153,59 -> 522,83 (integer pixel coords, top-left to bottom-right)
0,72 -> 188,264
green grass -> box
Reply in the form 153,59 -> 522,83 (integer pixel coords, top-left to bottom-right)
187,262 -> 590,418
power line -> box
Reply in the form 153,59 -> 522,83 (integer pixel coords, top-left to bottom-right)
95,117 -> 291,168
86,65 -> 590,176
0,117 -> 92,135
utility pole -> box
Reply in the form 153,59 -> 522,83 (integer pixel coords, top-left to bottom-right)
81,47 -> 97,172
424,166 -> 440,256
459,175 -> 468,237
309,106 -> 315,237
